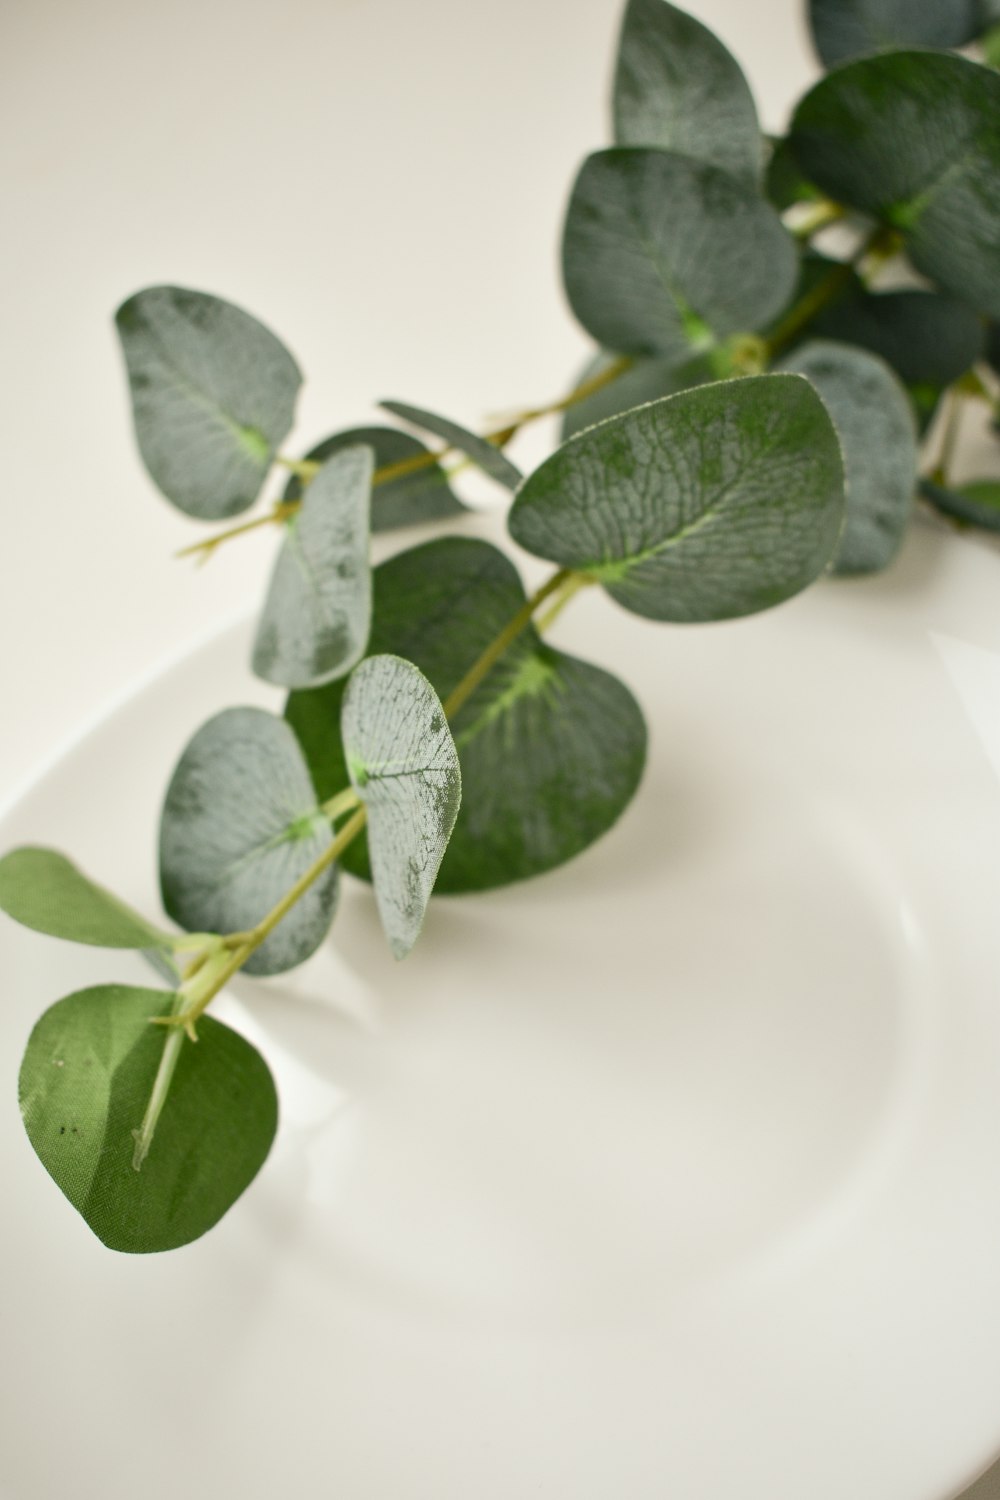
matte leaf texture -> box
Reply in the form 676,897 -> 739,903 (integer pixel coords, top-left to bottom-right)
160,708 -> 337,976
780,340 -> 917,574
921,477 -> 1000,531
810,283 -> 985,389
115,286 -> 301,520
20,985 -> 277,1253
562,149 -> 798,359
561,350 -> 713,440
252,444 -> 373,690
612,0 -> 762,182
766,135 -> 823,209
341,655 -> 461,959
790,52 -> 1000,317
283,425 -> 467,530
0,847 -> 172,951
379,400 -> 522,492
286,539 -> 647,893
808,0 -> 981,67
508,375 -> 845,622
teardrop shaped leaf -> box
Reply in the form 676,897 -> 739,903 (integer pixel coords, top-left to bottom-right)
508,374 -> 845,622
283,425 -> 467,529
561,350 -> 713,440
790,52 -> 1000,317
808,0 -> 980,68
780,340 -> 917,574
115,286 -> 302,520
286,539 -> 647,893
159,708 -> 337,976
810,283 -> 984,388
340,655 -> 460,958
20,985 -> 277,1253
921,476 -> 1000,531
252,445 -> 373,690
613,0 -> 762,182
379,400 -> 522,491
562,148 -> 798,359
0,847 -> 174,951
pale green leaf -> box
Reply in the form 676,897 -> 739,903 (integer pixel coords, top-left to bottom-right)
0,847 -> 173,951
115,286 -> 301,519
20,985 -> 276,1253
159,707 -> 337,976
252,445 -> 373,690
562,149 -> 798,358
341,655 -> 460,958
379,400 -> 522,491
508,374 -> 845,621
613,0 -> 762,182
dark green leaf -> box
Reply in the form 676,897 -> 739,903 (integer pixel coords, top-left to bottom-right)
613,0 -> 761,182
341,655 -> 460,958
159,708 -> 337,976
766,135 -> 823,210
811,284 -> 985,388
252,445 -> 373,690
780,340 -> 917,574
286,538 -> 647,893
508,374 -> 845,622
0,847 -> 173,951
561,350 -> 713,440
283,425 -> 466,529
808,0 -> 980,67
921,476 -> 1000,530
379,400 -> 522,492
561,149 -> 798,358
115,286 -> 301,520
20,985 -> 276,1253
790,52 -> 1000,317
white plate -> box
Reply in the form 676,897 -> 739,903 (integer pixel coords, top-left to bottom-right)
4,517 -> 1000,1500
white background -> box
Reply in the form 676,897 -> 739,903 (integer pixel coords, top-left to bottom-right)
2,3 -> 999,1494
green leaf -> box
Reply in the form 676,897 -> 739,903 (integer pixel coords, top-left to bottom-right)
379,400 -> 522,492
0,847 -> 173,951
115,286 -> 302,520
341,655 -> 460,959
612,0 -> 762,182
780,340 -> 917,574
561,149 -> 798,359
19,985 -> 276,1253
810,283 -> 985,388
283,425 -> 467,530
921,476 -> 1000,530
561,350 -> 713,440
159,708 -> 337,976
286,539 -> 647,893
508,374 -> 845,622
808,0 -> 980,68
252,445 -> 373,690
790,52 -> 1000,317
765,135 -> 823,210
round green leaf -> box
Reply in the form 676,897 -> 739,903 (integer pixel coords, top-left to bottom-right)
379,400 -> 522,492
811,285 -> 985,388
115,286 -> 302,520
252,444 -> 373,690
921,476 -> 1000,530
284,425 -> 466,530
790,52 -> 1000,317
286,538 -> 647,894
561,350 -> 713,440
509,374 -> 845,622
341,655 -> 461,959
19,985 -> 277,1253
561,148 -> 798,359
159,707 -> 337,976
780,340 -> 917,574
808,0 -> 980,68
765,135 -> 823,209
0,847 -> 172,951
613,0 -> 762,182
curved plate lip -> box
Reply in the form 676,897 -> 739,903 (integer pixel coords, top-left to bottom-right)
4,520 -> 1000,1500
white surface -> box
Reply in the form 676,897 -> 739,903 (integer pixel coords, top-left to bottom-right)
4,517 -> 1000,1498
5,2 -> 1000,1497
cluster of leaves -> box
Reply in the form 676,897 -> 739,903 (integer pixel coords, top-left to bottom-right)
4,0 -> 1000,1254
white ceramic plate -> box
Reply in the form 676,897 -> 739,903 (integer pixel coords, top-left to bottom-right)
4,517 -> 1000,1500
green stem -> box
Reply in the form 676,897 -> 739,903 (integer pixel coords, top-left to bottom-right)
766,225 -> 892,359
442,567 -> 572,719
789,199 -> 845,240
931,389 -> 964,486
321,786 -> 363,822
533,571 -> 595,633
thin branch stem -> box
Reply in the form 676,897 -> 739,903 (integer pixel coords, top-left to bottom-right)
442,567 -> 573,720
765,225 -> 893,359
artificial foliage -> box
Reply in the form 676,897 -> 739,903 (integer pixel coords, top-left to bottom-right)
5,0 -> 1000,1252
